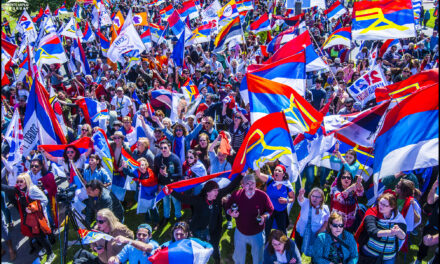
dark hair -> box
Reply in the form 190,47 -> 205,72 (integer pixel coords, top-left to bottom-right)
159,139 -> 171,148
63,145 -> 81,163
187,149 -> 199,160
336,167 -> 353,191
199,180 -> 219,199
88,154 -> 102,169
30,159 -> 47,174
267,229 -> 291,255
397,179 -> 421,199
86,179 -> 104,192
173,123 -> 188,137
171,221 -> 191,242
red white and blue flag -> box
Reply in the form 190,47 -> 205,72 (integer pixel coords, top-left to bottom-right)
373,83 -> 438,178
22,78 -> 67,157
75,98 -> 109,127
322,27 -> 351,49
245,74 -> 323,136
262,31 -> 328,72
352,0 -> 416,40
249,13 -> 271,33
4,109 -> 23,165
177,0 -> 199,20
38,137 -> 92,159
149,238 -> 213,264
324,0 -> 347,21
324,102 -> 390,148
242,52 -> 306,98
82,21 -> 96,43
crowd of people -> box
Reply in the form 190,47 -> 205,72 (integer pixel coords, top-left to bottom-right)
1,0 -> 439,263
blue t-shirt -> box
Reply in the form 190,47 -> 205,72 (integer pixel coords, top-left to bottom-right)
265,176 -> 293,212
117,239 -> 159,264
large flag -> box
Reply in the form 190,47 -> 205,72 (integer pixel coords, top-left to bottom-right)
92,128 -> 114,179
39,137 -> 91,159
72,37 -> 91,75
322,27 -> 351,49
249,13 -> 271,33
16,9 -> 38,43
324,0 -> 347,21
112,10 -> 125,34
378,39 -> 401,58
214,16 -> 243,49
373,83 -> 438,178
346,64 -> 387,106
181,78 -> 200,104
75,97 -> 109,127
177,0 -> 199,20
261,31 -> 328,72
245,52 -> 306,96
148,238 -> 213,264
267,25 -> 299,54
96,28 -> 110,57
232,112 -> 299,182
310,135 -> 375,181
78,229 -> 113,244
375,69 -> 438,103
352,0 -> 416,40
107,24 -> 145,63
217,0 -> 239,26
151,89 -> 173,109
201,0 -> 221,25
324,102 -> 390,148
49,85 -> 67,135
246,74 -> 323,136
82,21 -> 96,43
160,4 -> 175,21
237,0 -> 254,11
4,109 -> 23,165
133,12 -> 149,26
22,79 -> 67,157
150,23 -> 166,43
60,17 -> 82,39
34,33 -> 68,67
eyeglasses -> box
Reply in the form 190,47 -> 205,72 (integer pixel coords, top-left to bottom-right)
199,139 -> 207,142
160,147 -> 168,150
331,223 -> 344,228
66,151 -> 75,154
404,71 -> 410,73
30,165 -> 40,168
234,116 -> 241,119
97,219 -> 106,224
341,176 -> 351,180
16,180 -> 25,184
187,156 -> 194,160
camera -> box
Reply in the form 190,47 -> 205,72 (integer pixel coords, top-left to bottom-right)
56,185 -> 77,203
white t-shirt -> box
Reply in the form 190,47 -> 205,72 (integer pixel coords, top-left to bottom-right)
296,197 -> 330,236
111,95 -> 132,117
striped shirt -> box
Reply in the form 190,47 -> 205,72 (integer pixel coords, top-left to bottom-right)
364,219 -> 397,260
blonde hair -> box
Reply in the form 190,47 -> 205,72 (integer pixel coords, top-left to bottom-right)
97,208 -> 121,232
17,172 -> 33,193
308,187 -> 325,209
137,137 -> 150,149
81,124 -> 93,137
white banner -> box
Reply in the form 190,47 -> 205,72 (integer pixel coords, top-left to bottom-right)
347,65 -> 386,106
107,24 -> 145,63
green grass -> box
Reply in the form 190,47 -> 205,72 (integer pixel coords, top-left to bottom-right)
49,174 -> 435,264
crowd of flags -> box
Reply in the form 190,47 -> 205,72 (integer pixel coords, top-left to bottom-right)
1,0 -> 438,238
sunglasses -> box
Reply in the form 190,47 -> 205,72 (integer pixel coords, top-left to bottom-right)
97,219 -> 106,224
341,176 -> 351,180
82,129 -> 88,132
187,156 -> 194,160
404,71 -> 410,73
175,129 -> 183,132
331,223 -> 344,228
30,165 -> 40,168
160,147 -> 169,150
234,116 -> 242,119
113,137 -> 122,140
16,180 -> 25,184
66,151 -> 75,154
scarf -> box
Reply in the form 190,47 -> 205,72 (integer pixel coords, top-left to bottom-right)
174,136 -> 185,164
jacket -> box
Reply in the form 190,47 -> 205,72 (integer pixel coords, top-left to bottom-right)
263,239 -> 302,264
312,231 -> 358,264
91,223 -> 134,263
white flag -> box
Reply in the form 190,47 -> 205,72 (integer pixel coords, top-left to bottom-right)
107,24 -> 145,63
